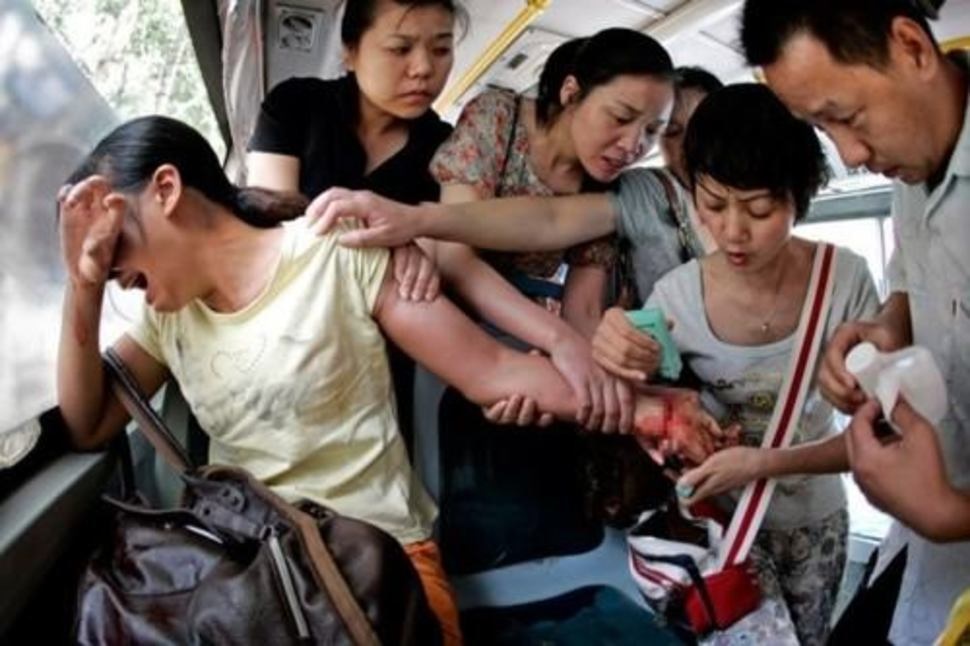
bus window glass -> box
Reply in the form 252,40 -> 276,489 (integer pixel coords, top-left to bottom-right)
32,0 -> 224,158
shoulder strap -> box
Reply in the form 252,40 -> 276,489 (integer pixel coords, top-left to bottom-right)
650,168 -> 701,261
495,94 -> 522,198
104,348 -> 193,473
717,243 -> 838,569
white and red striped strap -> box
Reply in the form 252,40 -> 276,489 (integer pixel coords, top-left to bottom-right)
717,243 -> 837,570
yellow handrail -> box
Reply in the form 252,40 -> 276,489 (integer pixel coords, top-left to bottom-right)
433,0 -> 552,113
942,36 -> 970,53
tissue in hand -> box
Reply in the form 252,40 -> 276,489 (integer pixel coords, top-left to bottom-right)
845,342 -> 948,428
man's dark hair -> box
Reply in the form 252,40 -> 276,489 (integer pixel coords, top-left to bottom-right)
685,84 -> 829,220
741,0 -> 940,68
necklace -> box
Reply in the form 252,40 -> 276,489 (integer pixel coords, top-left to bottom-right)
757,261 -> 787,335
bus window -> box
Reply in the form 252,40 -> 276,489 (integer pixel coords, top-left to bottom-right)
33,0 -> 224,159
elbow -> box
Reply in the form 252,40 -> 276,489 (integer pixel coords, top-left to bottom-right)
63,417 -> 108,452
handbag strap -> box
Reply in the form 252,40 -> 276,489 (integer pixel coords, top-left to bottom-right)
716,242 -> 838,570
651,168 -> 702,262
495,93 -> 522,198
102,348 -> 381,646
104,348 -> 193,473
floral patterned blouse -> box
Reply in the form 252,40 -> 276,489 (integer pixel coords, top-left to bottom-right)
430,88 -> 615,281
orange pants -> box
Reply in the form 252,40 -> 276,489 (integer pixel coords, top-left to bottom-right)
404,540 -> 463,646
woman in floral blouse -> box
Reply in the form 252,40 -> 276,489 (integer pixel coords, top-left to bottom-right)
429,28 -> 675,339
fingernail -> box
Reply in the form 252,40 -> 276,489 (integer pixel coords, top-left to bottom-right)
676,483 -> 694,498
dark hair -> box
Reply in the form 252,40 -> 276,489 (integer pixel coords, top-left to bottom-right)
684,83 -> 829,220
741,0 -> 940,68
341,0 -> 466,47
67,116 -> 307,228
674,66 -> 723,97
535,28 -> 674,126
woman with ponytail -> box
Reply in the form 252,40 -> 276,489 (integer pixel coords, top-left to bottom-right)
56,116 -> 732,645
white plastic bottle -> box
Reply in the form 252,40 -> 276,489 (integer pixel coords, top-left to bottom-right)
845,342 -> 948,429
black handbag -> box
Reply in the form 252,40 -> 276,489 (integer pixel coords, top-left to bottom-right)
74,348 -> 442,645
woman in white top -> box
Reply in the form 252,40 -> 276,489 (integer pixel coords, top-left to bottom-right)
599,84 -> 880,645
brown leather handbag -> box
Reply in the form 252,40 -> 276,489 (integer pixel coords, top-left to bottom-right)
74,349 -> 442,645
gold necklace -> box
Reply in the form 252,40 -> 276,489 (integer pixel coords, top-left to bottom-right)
757,261 -> 787,336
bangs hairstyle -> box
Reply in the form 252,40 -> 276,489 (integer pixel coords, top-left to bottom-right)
684,83 -> 829,220
535,28 -> 673,126
341,0 -> 467,47
741,0 -> 939,68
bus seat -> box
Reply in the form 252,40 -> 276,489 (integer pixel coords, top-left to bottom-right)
411,364 -> 649,614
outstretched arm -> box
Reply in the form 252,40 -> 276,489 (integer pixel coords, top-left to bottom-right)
308,188 -> 618,252
677,433 -> 847,504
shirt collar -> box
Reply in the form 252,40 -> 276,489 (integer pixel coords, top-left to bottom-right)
938,50 -> 970,180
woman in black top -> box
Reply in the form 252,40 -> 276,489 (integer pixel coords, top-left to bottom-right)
248,0 -> 617,434
247,0 -> 452,204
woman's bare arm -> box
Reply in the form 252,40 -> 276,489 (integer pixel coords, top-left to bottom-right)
308,188 -> 618,251
371,266 -> 580,419
245,152 -> 301,193
57,178 -> 170,449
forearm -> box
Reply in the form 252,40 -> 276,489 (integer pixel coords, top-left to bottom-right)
435,241 -> 577,353
761,433 -> 849,478
561,267 -> 606,340
874,291 -> 912,349
919,488 -> 970,542
57,282 -> 112,448
420,193 -> 616,252
376,272 -> 578,418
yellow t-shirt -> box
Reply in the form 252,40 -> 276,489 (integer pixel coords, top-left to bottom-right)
128,218 -> 436,544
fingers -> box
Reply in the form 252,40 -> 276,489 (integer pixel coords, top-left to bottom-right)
391,246 -> 424,301
482,395 -> 545,427
890,396 -> 930,431
846,398 -> 882,464
600,377 -> 620,433
517,397 -> 538,426
634,434 -> 666,466
678,467 -> 710,503
57,183 -> 73,204
573,384 -> 592,427
592,309 -> 661,381
411,246 -> 440,301
819,324 -> 868,413
592,352 -> 652,383
482,401 -> 508,424
616,379 -> 635,434
306,187 -> 353,229
66,184 -> 125,286
585,371 -> 606,432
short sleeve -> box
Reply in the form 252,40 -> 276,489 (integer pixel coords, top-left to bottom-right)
885,185 -> 908,293
608,169 -> 677,245
332,221 -> 391,313
430,89 -> 519,197
248,78 -> 313,155
126,304 -> 167,365
842,250 -> 881,322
